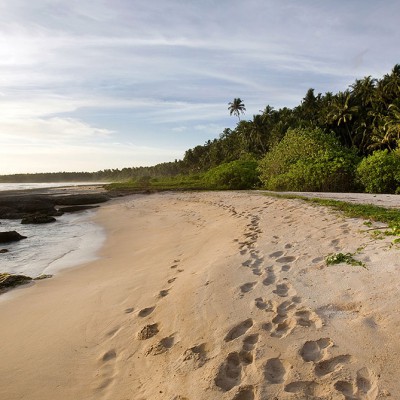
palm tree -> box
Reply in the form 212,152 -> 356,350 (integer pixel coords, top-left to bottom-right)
326,91 -> 358,147
228,98 -> 246,120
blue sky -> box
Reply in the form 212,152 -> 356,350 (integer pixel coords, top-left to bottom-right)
0,0 -> 399,174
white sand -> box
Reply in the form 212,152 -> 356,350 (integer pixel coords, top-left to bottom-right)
0,191 -> 399,399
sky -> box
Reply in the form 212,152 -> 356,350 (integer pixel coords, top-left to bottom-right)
0,0 -> 399,174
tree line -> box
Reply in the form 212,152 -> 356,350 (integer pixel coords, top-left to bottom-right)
1,65 -> 400,193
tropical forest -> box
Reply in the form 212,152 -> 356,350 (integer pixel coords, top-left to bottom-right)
2,65 -> 400,194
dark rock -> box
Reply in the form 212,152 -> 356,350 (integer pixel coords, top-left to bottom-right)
0,231 -> 27,243
54,194 -> 109,206
0,273 -> 32,291
57,205 -> 99,213
21,215 -> 57,224
0,191 -> 109,220
34,274 -> 53,280
0,249 -> 8,253
0,195 -> 57,219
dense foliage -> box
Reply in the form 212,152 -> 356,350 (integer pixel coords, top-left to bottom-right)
258,128 -> 359,192
2,65 -> 400,193
356,150 -> 400,193
203,158 -> 260,189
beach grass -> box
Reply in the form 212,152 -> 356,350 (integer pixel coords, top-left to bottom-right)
262,192 -> 400,232
105,175 -> 209,192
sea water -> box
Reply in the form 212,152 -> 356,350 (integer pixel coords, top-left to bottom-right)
0,183 -> 106,277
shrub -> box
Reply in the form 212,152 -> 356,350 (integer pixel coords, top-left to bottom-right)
258,128 -> 359,192
356,149 -> 400,193
203,159 -> 260,189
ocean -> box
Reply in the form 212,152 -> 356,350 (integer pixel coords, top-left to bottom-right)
0,183 -> 106,277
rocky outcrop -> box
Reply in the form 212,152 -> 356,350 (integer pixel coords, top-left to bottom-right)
0,193 -> 109,220
0,273 -> 32,291
54,194 -> 109,206
0,196 -> 57,219
0,231 -> 27,243
57,205 -> 100,213
21,215 -> 57,224
0,272 -> 53,294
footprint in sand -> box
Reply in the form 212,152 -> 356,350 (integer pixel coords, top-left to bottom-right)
224,319 -> 254,342
101,349 -> 117,362
124,307 -> 134,314
315,354 -> 352,377
300,338 -> 333,362
138,306 -> 155,317
239,282 -> 257,295
312,256 -> 324,264
232,385 -> 255,400
145,336 -> 175,356
273,282 -> 293,297
281,264 -> 291,272
168,277 -> 177,284
335,367 -> 379,399
269,250 -> 284,259
215,335 -> 259,392
264,358 -> 291,384
276,255 -> 296,264
295,308 -> 323,329
270,318 -> 297,339
266,300 -> 298,338
262,266 -> 277,286
105,327 -> 120,339
137,323 -> 159,340
242,334 -> 259,350
215,352 -> 242,391
284,380 -> 319,396
177,343 -> 208,372
239,334 -> 259,365
276,300 -> 297,317
255,297 -> 276,312
94,349 -> 118,392
158,289 -> 170,298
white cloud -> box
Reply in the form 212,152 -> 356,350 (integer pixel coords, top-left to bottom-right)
0,0 -> 400,173
0,117 -> 112,142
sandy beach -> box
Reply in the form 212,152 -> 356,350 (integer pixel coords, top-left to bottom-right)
1,191 -> 399,399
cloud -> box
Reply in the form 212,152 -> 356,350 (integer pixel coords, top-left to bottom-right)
0,0 -> 400,173
0,140 -> 183,174
0,117 -> 112,143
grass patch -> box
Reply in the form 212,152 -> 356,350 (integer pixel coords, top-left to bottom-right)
105,174 -> 211,193
326,252 -> 365,268
262,192 -> 400,234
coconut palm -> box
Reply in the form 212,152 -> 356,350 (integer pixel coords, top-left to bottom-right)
228,98 -> 246,120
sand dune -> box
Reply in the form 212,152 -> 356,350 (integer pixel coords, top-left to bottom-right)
0,191 -> 399,399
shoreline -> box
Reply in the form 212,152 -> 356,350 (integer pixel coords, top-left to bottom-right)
0,183 -> 110,283
0,191 -> 398,399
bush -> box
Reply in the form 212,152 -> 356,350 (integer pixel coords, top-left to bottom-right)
258,128 -> 359,192
356,149 -> 400,193
203,159 -> 260,189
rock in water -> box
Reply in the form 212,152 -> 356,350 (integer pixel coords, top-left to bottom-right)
0,273 -> 32,291
21,215 -> 57,224
0,231 -> 27,243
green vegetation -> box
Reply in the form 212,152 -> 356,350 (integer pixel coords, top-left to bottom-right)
105,174 -> 209,192
203,158 -> 260,190
264,192 -> 400,228
228,98 -> 246,121
258,128 -> 359,192
2,65 -> 400,194
356,149 -> 400,193
326,252 -> 365,268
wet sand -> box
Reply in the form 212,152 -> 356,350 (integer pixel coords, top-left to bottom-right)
0,191 -> 399,399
